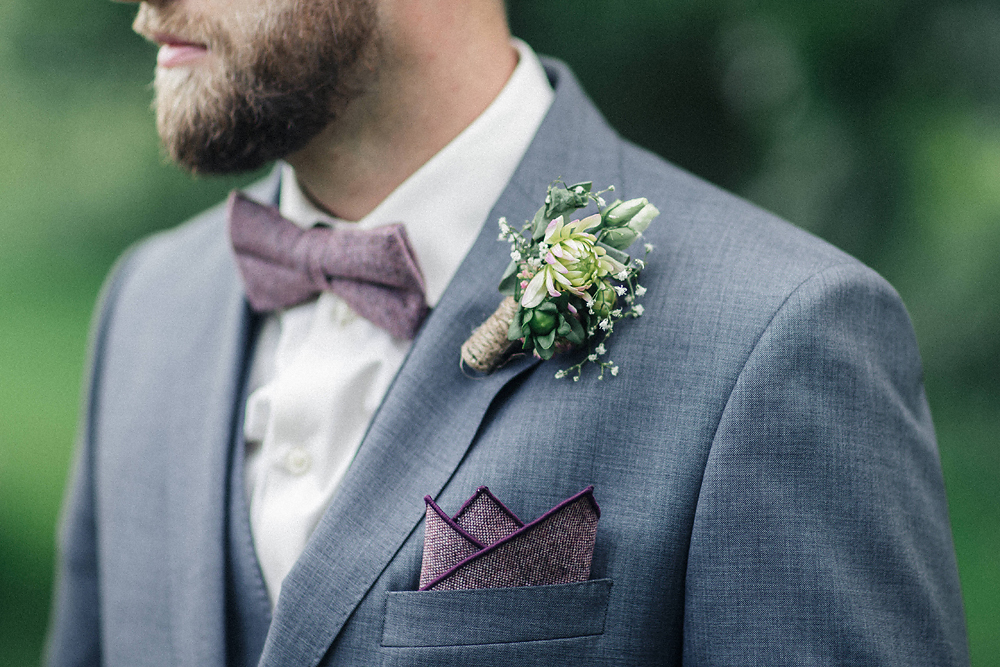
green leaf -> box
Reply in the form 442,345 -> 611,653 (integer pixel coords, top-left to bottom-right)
557,315 -> 572,336
507,307 -> 524,341
531,205 -> 549,240
545,184 -> 590,221
498,259 -> 519,296
536,341 -> 555,360
537,328 -> 556,350
537,301 -> 558,314
565,314 -> 585,344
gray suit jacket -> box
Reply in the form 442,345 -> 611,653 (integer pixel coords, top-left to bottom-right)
47,59 -> 968,666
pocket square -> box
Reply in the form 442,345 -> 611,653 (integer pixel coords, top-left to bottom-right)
419,486 -> 600,591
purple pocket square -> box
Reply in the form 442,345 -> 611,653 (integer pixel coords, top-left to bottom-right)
419,486 -> 600,591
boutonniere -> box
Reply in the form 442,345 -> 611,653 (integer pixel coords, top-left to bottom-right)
461,181 -> 659,380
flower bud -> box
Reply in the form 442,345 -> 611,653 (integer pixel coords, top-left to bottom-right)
604,198 -> 648,227
627,202 -> 659,234
527,308 -> 557,335
601,227 -> 639,250
591,280 -> 617,318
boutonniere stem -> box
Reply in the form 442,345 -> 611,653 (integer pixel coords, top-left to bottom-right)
461,181 -> 659,380
461,296 -> 519,373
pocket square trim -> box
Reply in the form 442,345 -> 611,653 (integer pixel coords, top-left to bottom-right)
452,485 -> 525,542
419,486 -> 601,592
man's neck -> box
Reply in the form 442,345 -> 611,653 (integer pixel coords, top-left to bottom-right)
285,2 -> 517,222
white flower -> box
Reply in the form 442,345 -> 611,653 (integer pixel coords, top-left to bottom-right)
599,319 -> 610,331
633,304 -> 645,316
573,375 -> 580,382
595,343 -> 606,355
644,243 -> 654,253
510,250 -> 521,261
555,370 -> 567,379
520,215 -> 626,308
611,309 -> 622,318
610,365 -> 619,376
614,285 -> 627,296
635,285 -> 647,297
634,259 -> 645,270
588,354 -> 597,362
597,196 -> 606,207
574,186 -> 585,194
616,270 -> 629,281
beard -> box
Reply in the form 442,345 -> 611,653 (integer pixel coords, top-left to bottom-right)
134,0 -> 380,174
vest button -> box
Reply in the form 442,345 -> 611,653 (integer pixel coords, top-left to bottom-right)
284,447 -> 312,476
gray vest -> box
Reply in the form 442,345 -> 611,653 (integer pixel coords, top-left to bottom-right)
226,352 -> 272,667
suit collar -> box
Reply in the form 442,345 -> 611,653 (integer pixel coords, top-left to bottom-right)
259,58 -> 625,666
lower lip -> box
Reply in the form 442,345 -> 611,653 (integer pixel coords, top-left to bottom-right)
157,44 -> 209,68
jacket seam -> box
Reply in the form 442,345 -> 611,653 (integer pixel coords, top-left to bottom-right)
703,260 -> 860,450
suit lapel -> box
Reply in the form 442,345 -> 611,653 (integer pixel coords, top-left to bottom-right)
163,172 -> 280,666
260,60 -> 625,667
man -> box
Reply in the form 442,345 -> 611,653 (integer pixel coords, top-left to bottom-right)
47,0 -> 969,664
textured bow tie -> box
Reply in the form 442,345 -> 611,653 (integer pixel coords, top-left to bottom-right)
227,191 -> 429,340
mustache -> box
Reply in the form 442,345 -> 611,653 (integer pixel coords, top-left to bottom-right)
133,4 -> 214,48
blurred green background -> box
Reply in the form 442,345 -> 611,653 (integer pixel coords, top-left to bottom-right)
1,0 -> 997,663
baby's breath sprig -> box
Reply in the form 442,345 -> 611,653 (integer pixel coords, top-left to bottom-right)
554,243 -> 652,381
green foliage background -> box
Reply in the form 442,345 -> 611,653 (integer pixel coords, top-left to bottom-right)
1,0 -> 996,663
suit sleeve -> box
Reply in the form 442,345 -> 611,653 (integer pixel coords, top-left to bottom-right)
682,263 -> 969,665
45,250 -> 137,667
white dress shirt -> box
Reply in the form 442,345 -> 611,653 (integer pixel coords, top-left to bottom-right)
242,39 -> 554,605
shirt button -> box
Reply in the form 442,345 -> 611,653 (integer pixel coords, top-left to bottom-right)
284,447 -> 312,476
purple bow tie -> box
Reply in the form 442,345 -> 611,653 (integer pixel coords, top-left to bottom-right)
227,191 -> 429,340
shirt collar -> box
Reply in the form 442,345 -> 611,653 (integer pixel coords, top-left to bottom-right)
278,39 -> 554,306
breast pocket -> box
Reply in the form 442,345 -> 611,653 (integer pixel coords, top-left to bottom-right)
380,579 -> 613,647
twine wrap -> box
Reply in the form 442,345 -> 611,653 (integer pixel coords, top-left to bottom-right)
461,296 -> 519,373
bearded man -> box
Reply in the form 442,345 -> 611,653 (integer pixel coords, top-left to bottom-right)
46,0 -> 969,665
